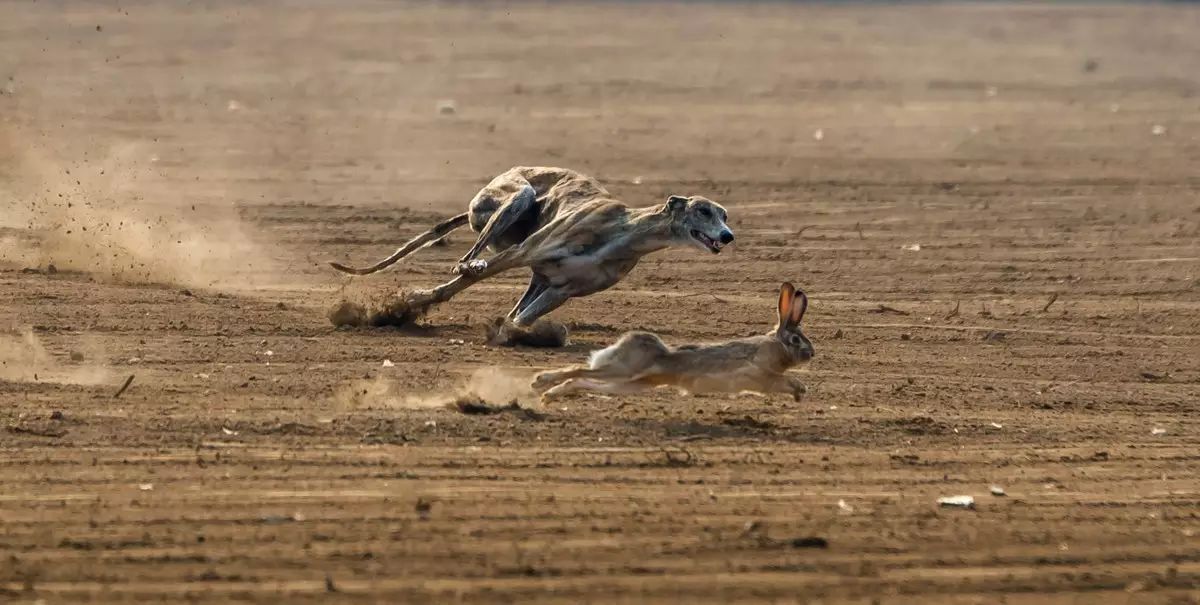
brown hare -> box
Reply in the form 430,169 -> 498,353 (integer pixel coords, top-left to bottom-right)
532,283 -> 814,402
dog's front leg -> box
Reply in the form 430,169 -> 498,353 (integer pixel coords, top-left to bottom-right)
511,287 -> 570,327
506,274 -> 550,321
488,287 -> 571,347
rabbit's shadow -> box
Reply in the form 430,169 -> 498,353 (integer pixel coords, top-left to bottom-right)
622,416 -> 826,443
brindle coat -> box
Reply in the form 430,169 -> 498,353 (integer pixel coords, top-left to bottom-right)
329,167 -> 734,341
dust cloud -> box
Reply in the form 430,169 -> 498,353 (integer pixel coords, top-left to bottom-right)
0,325 -> 110,385
334,366 -> 536,410
0,127 -> 280,290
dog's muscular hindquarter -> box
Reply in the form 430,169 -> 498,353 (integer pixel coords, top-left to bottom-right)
329,167 -> 733,343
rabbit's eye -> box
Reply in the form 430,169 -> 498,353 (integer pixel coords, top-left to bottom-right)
790,334 -> 802,345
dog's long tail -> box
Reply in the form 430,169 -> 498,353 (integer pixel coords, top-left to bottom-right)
329,212 -> 469,276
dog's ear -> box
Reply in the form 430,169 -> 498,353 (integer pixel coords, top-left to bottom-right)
777,282 -> 795,326
666,195 -> 688,213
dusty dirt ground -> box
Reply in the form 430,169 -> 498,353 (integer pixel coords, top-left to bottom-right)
2,2 -> 1199,603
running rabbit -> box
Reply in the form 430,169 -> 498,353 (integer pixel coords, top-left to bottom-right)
532,283 -> 814,402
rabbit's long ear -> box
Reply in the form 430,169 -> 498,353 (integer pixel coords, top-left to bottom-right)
790,289 -> 808,325
777,282 -> 796,326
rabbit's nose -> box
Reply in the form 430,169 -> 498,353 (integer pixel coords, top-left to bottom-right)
719,230 -> 734,245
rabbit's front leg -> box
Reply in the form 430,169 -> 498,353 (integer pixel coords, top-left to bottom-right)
787,376 -> 808,402
763,373 -> 806,402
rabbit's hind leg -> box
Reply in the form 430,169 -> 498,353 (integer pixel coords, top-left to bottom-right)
540,377 -> 586,401
531,366 -> 586,393
534,363 -> 634,397
540,377 -> 650,403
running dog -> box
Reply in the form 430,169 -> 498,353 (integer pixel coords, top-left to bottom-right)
329,166 -> 733,345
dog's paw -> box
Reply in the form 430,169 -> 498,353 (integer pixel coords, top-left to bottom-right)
452,259 -> 488,276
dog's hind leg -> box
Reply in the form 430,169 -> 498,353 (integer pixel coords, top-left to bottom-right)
455,184 -> 537,276
407,246 -> 527,310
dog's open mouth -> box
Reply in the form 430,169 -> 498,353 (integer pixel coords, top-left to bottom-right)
691,230 -> 724,254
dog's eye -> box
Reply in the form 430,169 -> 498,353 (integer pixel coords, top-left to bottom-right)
698,207 -> 712,218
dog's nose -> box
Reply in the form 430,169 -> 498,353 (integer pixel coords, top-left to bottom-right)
719,230 -> 734,245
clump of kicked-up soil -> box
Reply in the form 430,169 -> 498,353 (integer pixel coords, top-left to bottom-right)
328,292 -> 424,328
484,316 -> 568,347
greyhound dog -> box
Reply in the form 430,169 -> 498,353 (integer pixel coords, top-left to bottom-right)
329,166 -> 733,344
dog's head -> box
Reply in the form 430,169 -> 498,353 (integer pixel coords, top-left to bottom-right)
665,195 -> 733,254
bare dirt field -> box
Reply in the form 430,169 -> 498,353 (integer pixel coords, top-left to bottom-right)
2,2 -> 1199,602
